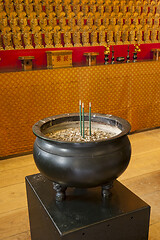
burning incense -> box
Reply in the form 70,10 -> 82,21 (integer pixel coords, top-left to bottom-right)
82,102 -> 85,138
89,102 -> 91,136
79,100 -> 82,136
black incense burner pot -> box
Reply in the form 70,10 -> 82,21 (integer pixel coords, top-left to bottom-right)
32,113 -> 131,201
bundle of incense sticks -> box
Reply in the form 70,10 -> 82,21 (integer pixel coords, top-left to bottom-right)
79,101 -> 91,138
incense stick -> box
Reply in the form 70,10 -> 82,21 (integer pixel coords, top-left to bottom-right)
82,102 -> 85,138
89,102 -> 91,136
79,100 -> 82,136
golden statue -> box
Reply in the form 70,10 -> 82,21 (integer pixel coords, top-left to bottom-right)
33,26 -> 43,48
45,3 -> 53,16
103,14 -> 109,31
136,28 -> 143,44
117,12 -> 123,27
0,32 -> 4,50
23,26 -> 34,49
142,1 -> 148,16
55,1 -> 63,18
59,12 -> 66,32
77,12 -> 84,32
107,17 -> 116,45
12,26 -> 24,49
82,25 -> 90,46
121,23 -> 129,45
64,26 -> 73,47
128,1 -> 135,16
120,0 -> 127,16
97,0 -> 104,5
133,12 -> 139,25
25,3 -> 34,16
15,4 -> 24,16
135,1 -> 141,15
140,16 -> 147,29
143,19 -> 152,43
81,0 -> 89,17
39,13 -> 47,33
87,13 -> 94,31
48,12 -> 57,29
0,4 -> 6,28
91,25 -> 99,46
73,27 -> 82,47
113,0 -> 120,16
30,18 -> 38,31
90,4 -> 97,15
151,26 -> 158,43
157,2 -> 160,16
114,24 -> 122,45
94,13 -> 101,31
54,26 -> 63,48
146,16 -> 153,29
10,17 -> 19,31
64,4 -> 71,17
72,0 -> 80,5
98,4 -> 104,17
99,25 -> 106,46
28,12 -> 37,21
129,28 -> 136,45
8,11 -> 18,21
44,25 -> 54,48
19,17 -> 28,34
149,1 -> 156,16
73,2 -> 81,16
34,4 -> 42,17
18,11 -> 27,19
2,26 -> 14,50
158,30 -> 160,43
104,1 -> 112,16
5,3 -> 14,15
68,12 -> 76,32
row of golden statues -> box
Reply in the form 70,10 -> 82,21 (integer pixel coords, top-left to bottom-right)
0,0 -> 160,50
1,0 -> 160,18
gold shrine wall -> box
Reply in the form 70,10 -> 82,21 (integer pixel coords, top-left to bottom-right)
0,61 -> 160,158
0,0 -> 160,50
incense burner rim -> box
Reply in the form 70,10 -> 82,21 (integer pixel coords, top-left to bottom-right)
32,113 -> 131,144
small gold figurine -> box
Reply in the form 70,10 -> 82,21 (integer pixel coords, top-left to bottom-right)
133,38 -> 141,62
134,39 -> 141,53
104,41 -> 110,55
104,41 -> 110,64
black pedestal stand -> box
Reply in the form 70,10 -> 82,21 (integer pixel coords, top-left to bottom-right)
133,52 -> 138,62
104,54 -> 109,64
111,46 -> 115,64
26,174 -> 150,240
126,45 -> 130,63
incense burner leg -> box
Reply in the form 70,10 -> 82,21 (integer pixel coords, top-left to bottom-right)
102,182 -> 113,198
53,182 -> 67,201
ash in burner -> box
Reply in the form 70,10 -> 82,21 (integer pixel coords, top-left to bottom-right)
45,127 -> 117,142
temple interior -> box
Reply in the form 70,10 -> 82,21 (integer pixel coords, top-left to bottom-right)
0,0 -> 160,239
